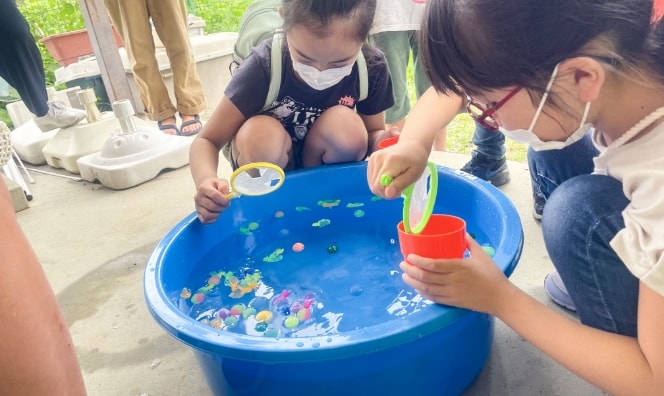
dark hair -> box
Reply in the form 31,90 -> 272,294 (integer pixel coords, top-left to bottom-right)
420,0 -> 659,97
281,0 -> 376,42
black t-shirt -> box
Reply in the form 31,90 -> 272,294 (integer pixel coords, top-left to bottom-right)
225,37 -> 394,142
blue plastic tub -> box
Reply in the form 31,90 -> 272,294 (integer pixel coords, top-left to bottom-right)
144,162 -> 523,396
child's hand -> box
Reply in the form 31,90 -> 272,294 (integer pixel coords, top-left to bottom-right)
366,139 -> 430,199
194,177 -> 231,224
398,234 -> 515,316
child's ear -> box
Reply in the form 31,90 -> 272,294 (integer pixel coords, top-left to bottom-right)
278,6 -> 284,18
560,57 -> 605,103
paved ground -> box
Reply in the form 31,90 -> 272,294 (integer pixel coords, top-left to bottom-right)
14,149 -> 608,396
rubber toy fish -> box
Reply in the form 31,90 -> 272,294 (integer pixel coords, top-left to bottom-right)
318,199 -> 341,208
312,218 -> 331,227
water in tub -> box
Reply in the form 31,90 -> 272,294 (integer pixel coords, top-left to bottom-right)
174,193 -> 493,338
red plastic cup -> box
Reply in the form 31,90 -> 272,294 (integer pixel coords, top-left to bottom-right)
377,135 -> 399,149
397,214 -> 467,260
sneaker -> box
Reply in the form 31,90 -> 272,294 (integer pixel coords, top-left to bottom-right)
34,101 -> 86,132
460,151 -> 511,186
533,194 -> 545,221
544,271 -> 577,311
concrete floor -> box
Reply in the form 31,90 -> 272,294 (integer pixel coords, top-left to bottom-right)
14,150 -> 608,396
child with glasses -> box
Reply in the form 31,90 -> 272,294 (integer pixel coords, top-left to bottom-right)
368,0 -> 664,394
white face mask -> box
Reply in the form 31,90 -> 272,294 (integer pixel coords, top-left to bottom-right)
292,60 -> 354,90
499,64 -> 592,151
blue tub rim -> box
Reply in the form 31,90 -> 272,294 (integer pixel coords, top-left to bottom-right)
144,162 -> 523,363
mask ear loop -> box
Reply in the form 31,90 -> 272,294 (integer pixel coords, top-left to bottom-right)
528,63 -> 560,132
578,101 -> 591,128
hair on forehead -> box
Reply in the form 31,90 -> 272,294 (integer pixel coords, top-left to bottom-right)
281,0 -> 376,41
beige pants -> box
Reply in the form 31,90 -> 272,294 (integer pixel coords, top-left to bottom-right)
103,0 -> 206,121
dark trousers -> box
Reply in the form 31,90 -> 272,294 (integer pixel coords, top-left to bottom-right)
0,0 -> 48,116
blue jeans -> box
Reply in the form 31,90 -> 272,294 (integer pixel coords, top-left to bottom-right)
472,123 -> 505,160
542,174 -> 637,336
528,132 -> 599,206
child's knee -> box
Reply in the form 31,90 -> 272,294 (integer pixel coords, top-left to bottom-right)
234,116 -> 291,165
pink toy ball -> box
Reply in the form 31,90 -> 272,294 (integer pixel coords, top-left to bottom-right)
292,242 -> 305,252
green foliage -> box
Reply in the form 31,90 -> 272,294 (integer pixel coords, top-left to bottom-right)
193,0 -> 254,33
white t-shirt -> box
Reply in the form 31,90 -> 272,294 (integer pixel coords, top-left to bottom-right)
592,124 -> 664,297
370,0 -> 425,34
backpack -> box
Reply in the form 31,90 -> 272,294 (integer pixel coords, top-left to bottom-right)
231,0 -> 369,110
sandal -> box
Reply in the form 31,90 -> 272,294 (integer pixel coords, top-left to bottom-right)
179,113 -> 203,136
158,117 -> 179,135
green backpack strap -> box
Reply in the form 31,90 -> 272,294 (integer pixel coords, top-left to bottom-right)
263,32 -> 283,110
357,50 -> 369,102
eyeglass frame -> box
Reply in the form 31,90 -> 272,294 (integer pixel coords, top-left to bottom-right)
465,86 -> 521,131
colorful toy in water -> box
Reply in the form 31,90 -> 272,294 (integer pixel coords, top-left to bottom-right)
239,221 -> 260,235
191,288 -> 318,336
312,218 -> 331,228
184,269 -> 263,304
263,248 -> 285,262
318,199 -> 341,208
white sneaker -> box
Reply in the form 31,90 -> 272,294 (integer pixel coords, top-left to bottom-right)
34,101 -> 86,132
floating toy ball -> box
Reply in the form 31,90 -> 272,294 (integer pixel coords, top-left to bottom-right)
284,316 -> 300,329
217,308 -> 231,320
211,319 -> 223,329
190,293 -> 205,304
327,243 -> 339,254
289,301 -> 303,313
255,322 -> 268,332
292,242 -> 305,252
255,310 -> 274,323
230,304 -> 245,316
224,316 -> 239,327
242,307 -> 257,319
296,308 -> 311,321
249,296 -> 269,311
274,210 -> 285,218
207,275 -> 221,286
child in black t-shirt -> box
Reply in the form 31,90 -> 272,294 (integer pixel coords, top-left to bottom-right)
191,0 -> 394,224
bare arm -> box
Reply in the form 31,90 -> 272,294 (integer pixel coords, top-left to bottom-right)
0,179 -> 87,395
367,87 -> 465,198
189,96 -> 247,223
189,96 -> 247,188
495,281 -> 664,395
401,236 -> 664,396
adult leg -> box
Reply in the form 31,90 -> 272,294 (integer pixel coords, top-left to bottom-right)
528,131 -> 599,219
0,0 -> 48,116
542,174 -> 637,336
104,0 -> 175,122
460,123 -> 510,186
148,0 -> 206,133
0,0 -> 86,131
370,31 -> 411,126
